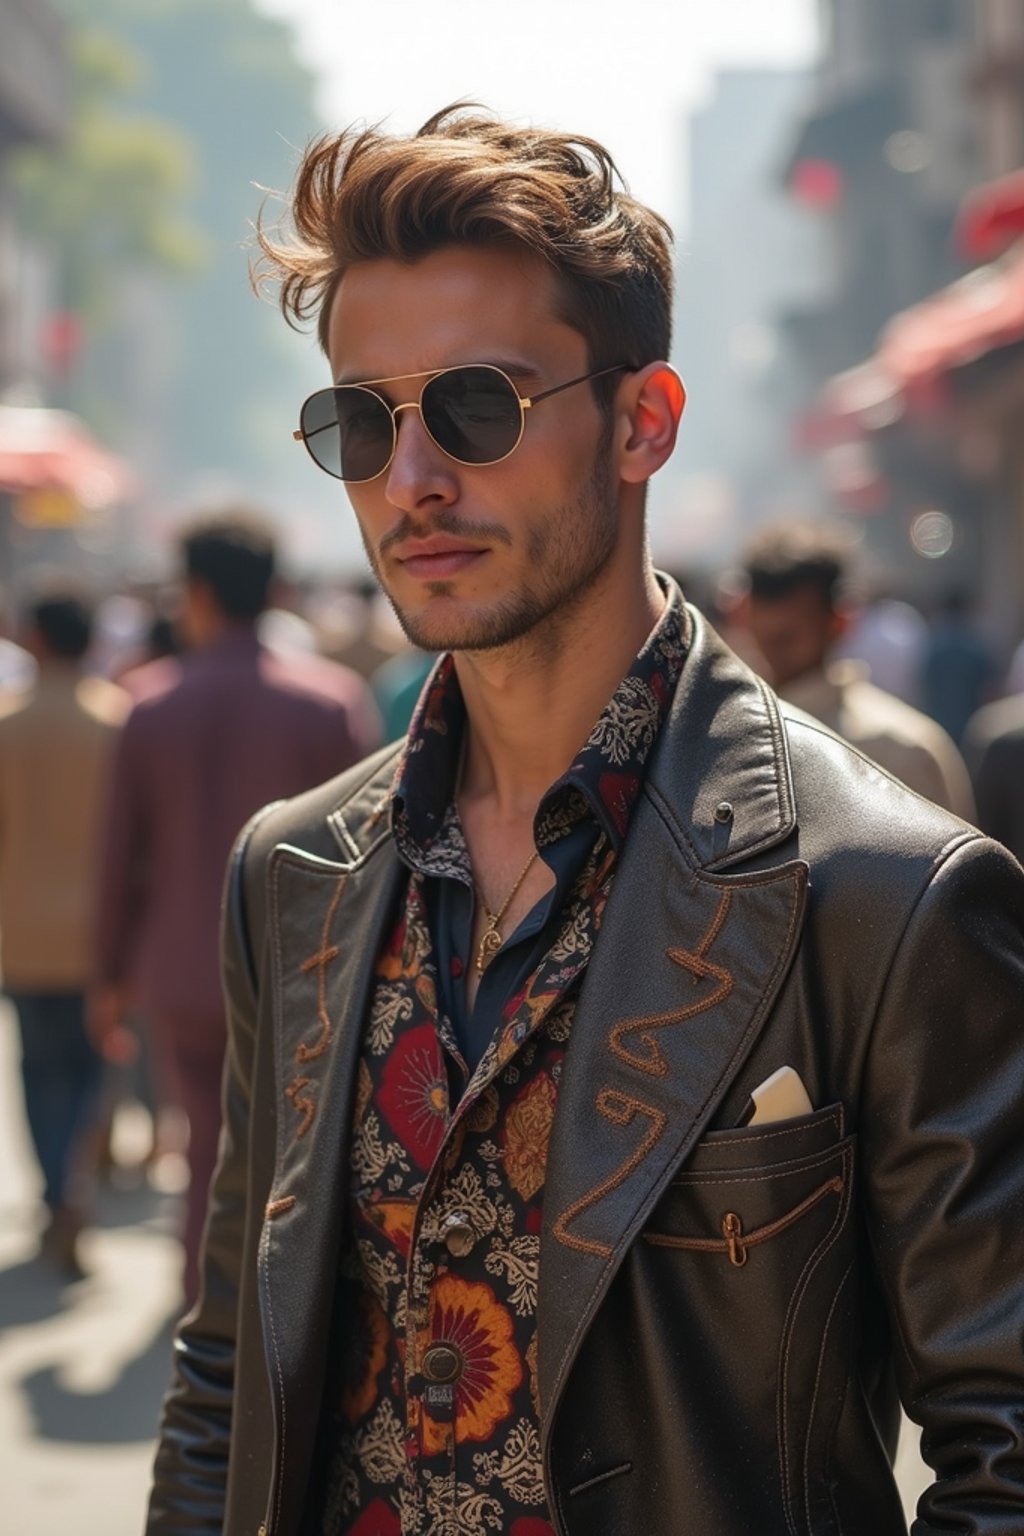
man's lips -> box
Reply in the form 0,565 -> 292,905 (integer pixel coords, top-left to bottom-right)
394,538 -> 488,580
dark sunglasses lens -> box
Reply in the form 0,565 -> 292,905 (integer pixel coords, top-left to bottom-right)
421,367 -> 523,465
301,387 -> 393,481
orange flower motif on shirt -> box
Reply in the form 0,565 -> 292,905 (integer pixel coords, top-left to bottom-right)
502,1072 -> 558,1202
377,1021 -> 447,1170
362,1196 -> 417,1260
375,912 -> 407,981
341,1289 -> 390,1425
421,1275 -> 523,1452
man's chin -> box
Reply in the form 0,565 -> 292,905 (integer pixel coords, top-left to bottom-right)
391,591 -> 543,655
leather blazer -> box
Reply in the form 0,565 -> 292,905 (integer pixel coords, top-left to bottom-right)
146,610 -> 1024,1535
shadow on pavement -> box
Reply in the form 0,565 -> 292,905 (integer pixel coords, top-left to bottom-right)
92,1177 -> 181,1236
18,1306 -> 178,1445
0,1254 -> 75,1330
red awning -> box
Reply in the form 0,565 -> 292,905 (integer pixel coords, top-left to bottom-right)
957,168 -> 1024,260
807,241 -> 1024,443
877,241 -> 1024,388
0,405 -> 134,507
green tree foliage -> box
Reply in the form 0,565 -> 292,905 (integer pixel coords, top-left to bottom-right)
11,26 -> 202,337
58,0 -> 325,495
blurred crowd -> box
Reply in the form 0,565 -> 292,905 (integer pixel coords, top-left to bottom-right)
3,508 -> 1024,1312
0,507 -> 432,1304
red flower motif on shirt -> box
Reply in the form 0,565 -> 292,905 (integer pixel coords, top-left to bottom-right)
346,1498 -> 401,1536
377,1021 -> 447,1170
421,1275 -> 523,1453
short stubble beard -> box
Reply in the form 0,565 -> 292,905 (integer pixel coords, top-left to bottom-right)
363,443 -> 620,657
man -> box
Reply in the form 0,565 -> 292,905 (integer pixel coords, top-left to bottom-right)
963,691 -> 1024,865
920,590 -> 997,747
94,513 -> 381,1306
738,523 -> 975,819
0,591 -> 128,1274
147,109 -> 1024,1534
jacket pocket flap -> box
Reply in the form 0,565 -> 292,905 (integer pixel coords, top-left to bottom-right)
645,1138 -> 853,1263
676,1100 -> 845,1176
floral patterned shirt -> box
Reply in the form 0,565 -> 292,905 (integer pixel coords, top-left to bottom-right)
305,581 -> 689,1536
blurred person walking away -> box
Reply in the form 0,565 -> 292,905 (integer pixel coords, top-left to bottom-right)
920,589 -> 997,746
739,523 -> 975,819
92,512 -> 382,1308
836,587 -> 928,706
0,591 -> 130,1276
963,693 -> 1024,865
0,594 -> 37,694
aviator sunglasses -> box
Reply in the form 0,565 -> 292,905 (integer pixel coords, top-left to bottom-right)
293,362 -> 629,483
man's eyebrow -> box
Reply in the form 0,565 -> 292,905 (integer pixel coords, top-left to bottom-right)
333,358 -> 543,388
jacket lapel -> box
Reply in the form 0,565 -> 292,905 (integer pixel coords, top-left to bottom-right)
538,608 -> 809,1430
260,797 -> 404,1390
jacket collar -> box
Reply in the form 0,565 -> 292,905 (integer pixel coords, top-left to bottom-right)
641,604 -> 797,870
320,604 -> 796,873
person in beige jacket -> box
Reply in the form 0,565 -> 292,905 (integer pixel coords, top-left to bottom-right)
737,524 -> 975,820
0,591 -> 129,1273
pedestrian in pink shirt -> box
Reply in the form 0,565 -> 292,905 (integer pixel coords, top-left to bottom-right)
92,511 -> 381,1306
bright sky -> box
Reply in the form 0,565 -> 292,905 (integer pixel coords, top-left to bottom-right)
255,0 -> 820,237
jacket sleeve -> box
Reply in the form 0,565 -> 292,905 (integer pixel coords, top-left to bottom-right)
145,804 -> 274,1532
861,832 -> 1024,1533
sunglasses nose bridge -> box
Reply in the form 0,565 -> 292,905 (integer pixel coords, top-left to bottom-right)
390,396 -> 450,465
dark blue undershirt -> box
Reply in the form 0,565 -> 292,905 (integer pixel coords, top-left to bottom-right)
425,816 -> 600,1076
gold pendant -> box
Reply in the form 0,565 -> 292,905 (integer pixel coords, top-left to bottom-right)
476,923 -> 502,975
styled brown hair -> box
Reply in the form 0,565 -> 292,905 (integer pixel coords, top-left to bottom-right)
256,104 -> 674,400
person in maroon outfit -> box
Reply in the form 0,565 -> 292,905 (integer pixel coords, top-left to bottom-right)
93,512 -> 382,1307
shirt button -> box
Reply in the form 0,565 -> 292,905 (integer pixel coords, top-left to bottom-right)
441,1211 -> 476,1257
422,1343 -> 463,1383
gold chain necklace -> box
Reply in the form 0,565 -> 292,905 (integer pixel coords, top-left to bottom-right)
473,848 -> 540,975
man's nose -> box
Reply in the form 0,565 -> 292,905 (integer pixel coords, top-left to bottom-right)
383,403 -> 458,511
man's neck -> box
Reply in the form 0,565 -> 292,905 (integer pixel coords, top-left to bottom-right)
454,562 -> 665,819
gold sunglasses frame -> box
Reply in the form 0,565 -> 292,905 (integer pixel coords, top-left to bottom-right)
293,361 -> 628,483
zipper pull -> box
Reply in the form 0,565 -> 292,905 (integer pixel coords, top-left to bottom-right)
721,1211 -> 747,1267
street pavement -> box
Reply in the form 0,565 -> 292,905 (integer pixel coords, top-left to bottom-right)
0,997 -> 931,1533
0,1000 -> 183,1535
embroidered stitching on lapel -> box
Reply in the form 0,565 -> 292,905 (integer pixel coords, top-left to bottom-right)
265,1195 -> 297,1219
609,890 -> 733,1075
285,1074 -> 316,1138
552,1091 -> 668,1256
551,890 -> 735,1258
296,876 -> 347,1062
283,873 -> 346,1139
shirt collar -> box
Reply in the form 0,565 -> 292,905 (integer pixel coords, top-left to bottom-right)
391,575 -> 690,870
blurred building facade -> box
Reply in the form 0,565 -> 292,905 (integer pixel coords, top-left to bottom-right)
0,0 -> 67,396
664,68 -> 822,572
783,0 -> 1024,649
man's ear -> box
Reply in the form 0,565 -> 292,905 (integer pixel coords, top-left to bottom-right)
616,363 -> 686,485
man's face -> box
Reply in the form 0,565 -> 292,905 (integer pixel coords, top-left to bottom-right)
325,245 -> 621,653
745,585 -> 842,688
